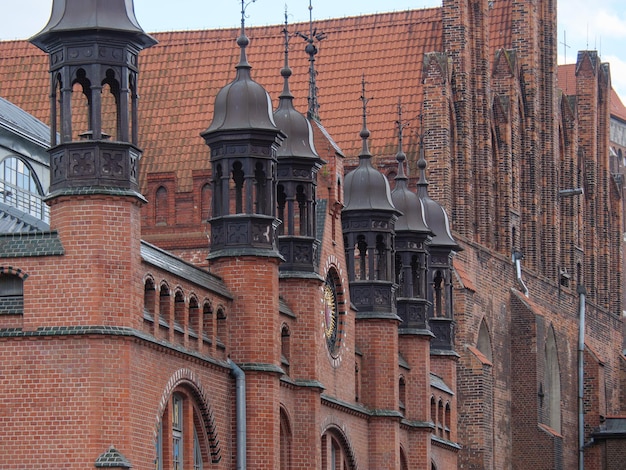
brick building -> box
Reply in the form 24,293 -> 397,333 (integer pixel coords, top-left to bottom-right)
0,0 -> 625,469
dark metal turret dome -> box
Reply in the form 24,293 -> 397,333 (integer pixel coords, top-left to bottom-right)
416,139 -> 460,251
30,0 -> 157,50
273,36 -> 321,163
391,111 -> 430,235
343,80 -> 398,215
203,31 -> 278,135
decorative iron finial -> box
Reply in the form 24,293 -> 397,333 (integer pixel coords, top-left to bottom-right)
359,75 -> 372,159
395,98 -> 410,180
296,0 -> 326,120
416,115 -> 429,192
237,0 -> 256,68
280,6 -> 294,100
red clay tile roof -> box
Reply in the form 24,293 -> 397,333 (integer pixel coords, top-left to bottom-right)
453,258 -> 476,292
489,0 -> 513,52
610,88 -> 626,123
557,63 -> 576,96
1,9 -> 442,192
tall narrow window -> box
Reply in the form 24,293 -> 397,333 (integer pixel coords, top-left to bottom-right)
375,234 -> 387,280
254,162 -> 266,214
280,408 -> 292,470
155,186 -> 168,226
232,161 -> 244,214
172,394 -> 183,470
477,319 -> 493,362
155,389 -> 213,470
356,236 -> 368,280
399,376 -> 406,411
193,429 -> 203,470
433,270 -> 444,317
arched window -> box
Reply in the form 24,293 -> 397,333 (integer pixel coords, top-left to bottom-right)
281,324 -> 291,375
355,235 -> 368,280
254,162 -> 267,214
216,307 -> 227,347
399,376 -> 406,411
188,295 -> 199,345
232,161 -> 244,214
144,277 -> 156,334
277,184 -> 287,235
155,186 -> 168,226
0,156 -> 48,222
174,290 -> 185,345
477,319 -> 493,362
202,301 -> 213,350
0,273 -> 23,315
321,427 -> 356,470
430,396 -> 437,434
433,270 -> 444,317
159,283 -> 171,334
279,408 -> 292,470
155,390 -> 210,470
375,234 -> 387,280
400,447 -> 409,470
71,68 -> 91,139
101,69 -> 120,140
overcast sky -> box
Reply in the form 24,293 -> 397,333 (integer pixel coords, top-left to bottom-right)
1,0 -> 626,98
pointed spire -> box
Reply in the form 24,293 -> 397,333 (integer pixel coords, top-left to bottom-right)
236,0 -> 255,69
391,104 -> 430,234
395,98 -> 409,182
416,117 -> 429,196
359,75 -> 373,159
415,122 -> 460,251
279,7 -> 294,101
296,0 -> 326,120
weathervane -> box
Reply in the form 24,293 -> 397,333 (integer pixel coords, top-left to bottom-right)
240,0 -> 257,33
359,75 -> 373,158
296,0 -> 326,120
395,98 -> 410,176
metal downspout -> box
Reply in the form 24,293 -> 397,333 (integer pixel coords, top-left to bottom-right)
577,285 -> 586,470
229,358 -> 246,470
512,251 -> 529,296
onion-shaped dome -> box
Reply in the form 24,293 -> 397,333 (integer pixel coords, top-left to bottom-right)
344,83 -> 398,215
203,32 -> 278,135
30,0 -> 157,50
273,32 -> 322,163
391,115 -> 431,234
416,142 -> 461,251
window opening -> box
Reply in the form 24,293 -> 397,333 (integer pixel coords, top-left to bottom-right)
0,157 -> 48,222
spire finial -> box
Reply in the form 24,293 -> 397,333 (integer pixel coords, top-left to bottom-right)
237,0 -> 256,68
395,98 -> 409,181
416,115 -> 429,193
359,75 -> 372,159
296,0 -> 326,121
279,6 -> 294,100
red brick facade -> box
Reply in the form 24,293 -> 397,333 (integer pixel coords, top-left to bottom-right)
1,0 -> 625,468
